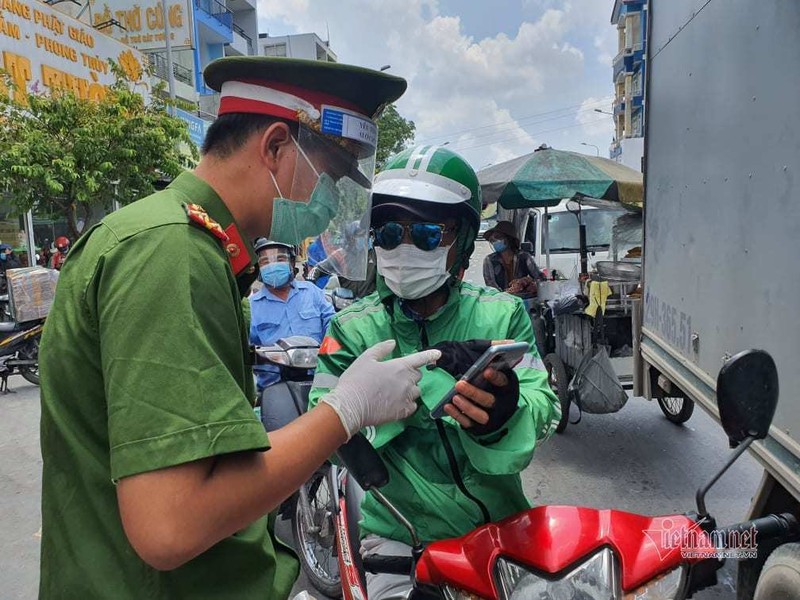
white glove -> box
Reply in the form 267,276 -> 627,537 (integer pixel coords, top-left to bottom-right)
321,339 -> 441,439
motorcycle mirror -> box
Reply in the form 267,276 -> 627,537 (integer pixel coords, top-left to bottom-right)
717,349 -> 779,447
336,433 -> 389,491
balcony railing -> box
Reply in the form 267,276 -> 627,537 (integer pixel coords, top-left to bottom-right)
195,0 -> 232,29
148,52 -> 193,86
232,23 -> 254,54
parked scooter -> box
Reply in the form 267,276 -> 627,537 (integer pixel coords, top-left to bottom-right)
320,349 -> 798,599
254,337 -> 341,597
0,292 -> 42,390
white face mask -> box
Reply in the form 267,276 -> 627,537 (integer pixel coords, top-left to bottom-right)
375,243 -> 453,300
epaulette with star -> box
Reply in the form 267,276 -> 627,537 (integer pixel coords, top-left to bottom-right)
183,202 -> 253,277
185,202 -> 229,243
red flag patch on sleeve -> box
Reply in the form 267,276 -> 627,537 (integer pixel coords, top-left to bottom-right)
319,336 -> 343,355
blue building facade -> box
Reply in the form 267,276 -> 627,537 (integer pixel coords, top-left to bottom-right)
146,0 -> 258,147
609,0 -> 647,170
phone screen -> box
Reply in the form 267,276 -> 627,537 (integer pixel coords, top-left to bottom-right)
429,342 -> 529,420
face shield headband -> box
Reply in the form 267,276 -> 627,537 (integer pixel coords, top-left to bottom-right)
266,107 -> 378,281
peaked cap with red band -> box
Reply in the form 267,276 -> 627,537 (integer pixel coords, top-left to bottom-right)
203,56 -> 407,123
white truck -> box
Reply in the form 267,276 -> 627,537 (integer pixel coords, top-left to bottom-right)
496,199 -> 628,278
635,1 -> 800,596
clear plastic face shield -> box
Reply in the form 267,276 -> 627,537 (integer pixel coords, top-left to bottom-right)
269,106 -> 377,280
256,247 -> 292,267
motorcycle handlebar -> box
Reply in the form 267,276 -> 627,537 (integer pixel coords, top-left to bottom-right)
719,513 -> 800,542
362,554 -> 414,575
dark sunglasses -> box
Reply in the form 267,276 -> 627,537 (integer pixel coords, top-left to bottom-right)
372,222 -> 453,252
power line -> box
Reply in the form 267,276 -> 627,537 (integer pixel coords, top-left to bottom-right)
415,97 -> 612,143
420,101 -> 614,148
452,117 -> 609,153
448,117 -> 611,153
414,96 -> 613,145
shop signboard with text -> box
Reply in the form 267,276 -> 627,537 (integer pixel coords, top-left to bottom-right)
0,0 -> 149,102
175,108 -> 210,149
91,0 -> 194,51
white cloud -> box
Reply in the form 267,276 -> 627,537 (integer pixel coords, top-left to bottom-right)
257,0 -> 617,166
576,96 -> 615,138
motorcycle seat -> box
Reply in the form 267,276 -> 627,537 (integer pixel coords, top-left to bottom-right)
0,322 -> 17,333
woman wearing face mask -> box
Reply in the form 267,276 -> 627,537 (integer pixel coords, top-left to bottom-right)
482,221 -> 545,292
248,239 -> 334,394
308,145 -> 561,600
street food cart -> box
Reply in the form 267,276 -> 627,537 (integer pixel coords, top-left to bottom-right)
528,204 -> 642,432
477,147 -> 644,433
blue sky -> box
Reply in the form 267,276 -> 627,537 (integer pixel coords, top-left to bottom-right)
258,0 -> 619,168
437,0 -> 528,39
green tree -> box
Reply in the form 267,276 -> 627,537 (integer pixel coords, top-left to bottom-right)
375,103 -> 415,171
0,66 -> 195,239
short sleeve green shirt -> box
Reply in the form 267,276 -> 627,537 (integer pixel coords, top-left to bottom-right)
39,172 -> 298,599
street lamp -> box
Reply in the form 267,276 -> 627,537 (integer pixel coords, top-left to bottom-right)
594,108 -> 613,116
379,65 -> 391,71
581,142 -> 600,156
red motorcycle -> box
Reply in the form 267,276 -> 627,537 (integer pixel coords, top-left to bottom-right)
321,350 -> 798,599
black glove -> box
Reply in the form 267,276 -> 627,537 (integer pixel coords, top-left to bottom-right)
468,367 -> 519,436
426,339 -> 491,379
426,340 -> 520,436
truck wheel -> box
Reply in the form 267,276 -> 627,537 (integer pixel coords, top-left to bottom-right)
543,353 -> 570,433
754,543 -> 800,600
657,397 -> 694,424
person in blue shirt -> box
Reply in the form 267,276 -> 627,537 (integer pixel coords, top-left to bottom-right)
249,238 -> 335,392
305,236 -> 330,289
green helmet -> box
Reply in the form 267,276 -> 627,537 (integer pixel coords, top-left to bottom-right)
372,145 -> 482,276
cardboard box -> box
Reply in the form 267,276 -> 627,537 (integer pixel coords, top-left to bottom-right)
7,267 -> 59,323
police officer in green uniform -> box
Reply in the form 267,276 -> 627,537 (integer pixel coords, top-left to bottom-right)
38,57 -> 441,599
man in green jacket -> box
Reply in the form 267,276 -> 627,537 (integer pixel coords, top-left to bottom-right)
308,145 -> 561,599
38,58 -> 442,599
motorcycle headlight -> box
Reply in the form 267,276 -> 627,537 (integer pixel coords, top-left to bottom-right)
286,347 -> 319,369
622,567 -> 685,599
258,350 -> 290,366
496,548 -> 619,599
442,586 -> 486,600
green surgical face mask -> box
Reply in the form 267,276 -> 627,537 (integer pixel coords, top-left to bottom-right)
269,171 -> 340,244
268,139 -> 341,245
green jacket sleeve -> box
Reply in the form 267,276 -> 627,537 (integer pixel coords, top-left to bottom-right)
456,297 -> 561,475
308,312 -> 406,448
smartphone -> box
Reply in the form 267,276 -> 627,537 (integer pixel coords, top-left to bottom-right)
429,341 -> 530,420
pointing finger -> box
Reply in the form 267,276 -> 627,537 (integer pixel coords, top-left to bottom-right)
364,339 -> 397,361
397,349 -> 442,369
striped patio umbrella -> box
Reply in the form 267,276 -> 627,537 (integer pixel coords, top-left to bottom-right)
477,146 -> 643,210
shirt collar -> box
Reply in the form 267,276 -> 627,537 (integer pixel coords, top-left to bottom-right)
169,171 -> 258,289
253,279 -> 298,302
